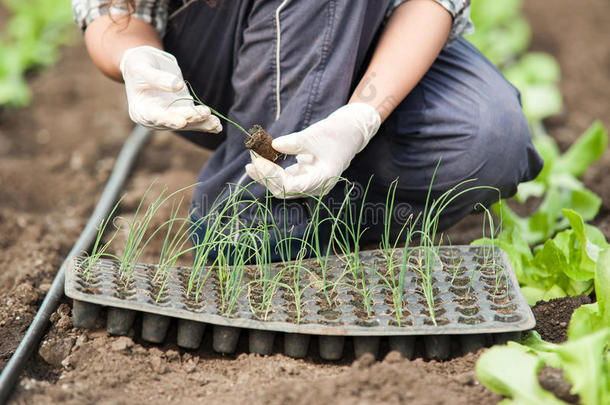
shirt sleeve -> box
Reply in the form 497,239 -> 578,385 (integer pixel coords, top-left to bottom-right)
72,0 -> 169,37
389,0 -> 474,44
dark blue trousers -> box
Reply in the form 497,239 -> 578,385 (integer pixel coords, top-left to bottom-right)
163,0 -> 543,256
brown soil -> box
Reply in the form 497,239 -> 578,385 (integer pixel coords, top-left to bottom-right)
522,0 -> 610,239
532,295 -> 592,343
446,0 -> 610,245
245,125 -> 279,162
539,366 -> 580,404
1,0 -> 609,403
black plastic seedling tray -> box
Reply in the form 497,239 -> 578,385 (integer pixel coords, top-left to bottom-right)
65,246 -> 534,360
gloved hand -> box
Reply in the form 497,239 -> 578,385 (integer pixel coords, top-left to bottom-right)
245,103 -> 381,198
120,46 -> 222,132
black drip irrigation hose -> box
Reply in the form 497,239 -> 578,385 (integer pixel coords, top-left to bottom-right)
0,125 -> 152,404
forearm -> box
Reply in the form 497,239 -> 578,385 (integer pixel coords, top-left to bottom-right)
84,15 -> 163,81
349,0 -> 452,121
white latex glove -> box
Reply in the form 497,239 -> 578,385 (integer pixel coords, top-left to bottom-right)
119,46 -> 222,132
245,103 -> 381,198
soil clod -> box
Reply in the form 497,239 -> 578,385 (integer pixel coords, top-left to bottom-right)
245,125 -> 280,162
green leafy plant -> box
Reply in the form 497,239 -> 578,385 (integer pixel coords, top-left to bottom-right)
503,53 -> 562,123
497,121 -> 608,246
477,329 -> 610,405
474,123 -> 608,304
477,246 -> 610,405
468,0 -> 561,126
568,247 -> 610,340
476,347 -> 570,405
0,0 -> 75,106
475,209 -> 608,305
467,0 -> 531,67
468,0 -> 609,307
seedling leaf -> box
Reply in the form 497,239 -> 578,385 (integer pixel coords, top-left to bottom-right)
475,346 -> 569,405
556,121 -> 608,178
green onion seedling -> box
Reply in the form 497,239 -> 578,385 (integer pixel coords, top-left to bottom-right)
117,182 -> 198,285
182,82 -> 279,161
80,196 -> 124,279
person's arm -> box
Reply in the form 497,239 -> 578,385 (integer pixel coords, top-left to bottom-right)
84,15 -> 163,81
246,0 -> 453,198
78,12 -> 221,132
350,0 -> 452,121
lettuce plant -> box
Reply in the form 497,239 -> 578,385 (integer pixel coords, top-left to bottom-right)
476,347 -> 570,405
476,247 -> 610,405
568,247 -> 610,340
475,209 -> 608,305
467,0 -> 531,67
503,53 -> 562,123
0,0 -> 74,106
468,0 -> 562,126
497,121 -> 607,246
475,121 -> 608,304
477,329 -> 610,405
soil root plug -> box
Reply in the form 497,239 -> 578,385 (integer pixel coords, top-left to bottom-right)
245,125 -> 280,162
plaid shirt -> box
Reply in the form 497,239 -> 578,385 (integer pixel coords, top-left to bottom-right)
72,0 -> 473,44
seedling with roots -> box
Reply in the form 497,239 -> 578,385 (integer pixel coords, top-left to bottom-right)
183,82 -> 280,161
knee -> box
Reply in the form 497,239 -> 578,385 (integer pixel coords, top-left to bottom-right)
467,85 -> 542,199
480,82 -> 530,151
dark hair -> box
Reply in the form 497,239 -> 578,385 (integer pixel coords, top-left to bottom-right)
108,0 -> 136,13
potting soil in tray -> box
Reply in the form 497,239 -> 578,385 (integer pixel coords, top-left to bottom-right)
65,246 -> 534,337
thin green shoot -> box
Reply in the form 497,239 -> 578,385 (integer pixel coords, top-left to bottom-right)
156,197 -> 188,276
415,160 -> 499,324
333,177 -> 373,275
188,180 -> 263,301
315,180 -> 354,307
80,196 -> 124,279
445,235 -> 464,284
153,211 -> 209,302
273,195 -> 297,264
379,178 -> 407,267
331,178 -> 380,316
274,176 -> 353,307
475,203 -> 507,295
184,81 -> 252,138
286,246 -> 314,324
216,234 -> 257,316
118,182 -> 199,284
376,213 -> 419,325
